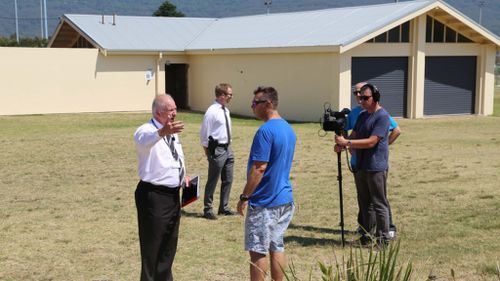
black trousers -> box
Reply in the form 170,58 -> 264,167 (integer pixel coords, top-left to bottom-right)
135,180 -> 181,281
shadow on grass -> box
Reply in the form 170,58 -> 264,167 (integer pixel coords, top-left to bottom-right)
286,223 -> 358,247
289,223 -> 356,235
285,235 -> 342,246
180,209 -> 204,218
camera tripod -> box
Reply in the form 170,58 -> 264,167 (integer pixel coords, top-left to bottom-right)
336,149 -> 346,247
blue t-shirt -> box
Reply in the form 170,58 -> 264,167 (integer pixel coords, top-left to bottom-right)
345,106 -> 364,131
247,119 -> 296,207
345,106 -> 397,169
353,108 -> 390,171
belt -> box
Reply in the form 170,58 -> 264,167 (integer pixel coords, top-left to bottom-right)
217,143 -> 229,148
138,180 -> 180,194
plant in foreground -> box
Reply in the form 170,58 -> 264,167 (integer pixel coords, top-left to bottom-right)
284,239 -> 413,281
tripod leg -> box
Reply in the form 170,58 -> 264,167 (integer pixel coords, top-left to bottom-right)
337,151 -> 345,247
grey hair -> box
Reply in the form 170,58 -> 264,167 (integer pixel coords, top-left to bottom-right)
152,94 -> 173,115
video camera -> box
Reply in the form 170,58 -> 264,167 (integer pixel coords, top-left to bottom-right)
321,103 -> 351,136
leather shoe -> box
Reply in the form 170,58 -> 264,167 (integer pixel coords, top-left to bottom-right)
203,212 -> 217,220
218,210 -> 237,216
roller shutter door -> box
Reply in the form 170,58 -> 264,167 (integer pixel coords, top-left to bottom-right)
351,57 -> 408,117
424,56 -> 476,115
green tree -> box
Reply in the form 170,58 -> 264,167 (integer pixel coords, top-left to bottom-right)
153,1 -> 185,17
0,35 -> 48,47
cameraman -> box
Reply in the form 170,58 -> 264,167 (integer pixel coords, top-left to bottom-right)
345,82 -> 400,239
335,83 -> 392,245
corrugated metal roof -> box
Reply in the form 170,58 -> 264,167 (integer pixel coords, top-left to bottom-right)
63,14 -> 215,52
186,0 -> 434,50
56,0 -> 498,52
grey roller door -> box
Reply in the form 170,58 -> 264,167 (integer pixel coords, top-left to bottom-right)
424,56 -> 476,115
352,57 -> 408,117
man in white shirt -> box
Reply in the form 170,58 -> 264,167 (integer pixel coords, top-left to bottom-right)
200,83 -> 236,220
134,94 -> 189,281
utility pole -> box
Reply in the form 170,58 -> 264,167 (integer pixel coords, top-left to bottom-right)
44,0 -> 48,39
478,0 -> 485,25
14,0 -> 19,43
265,0 -> 272,15
40,0 -> 44,38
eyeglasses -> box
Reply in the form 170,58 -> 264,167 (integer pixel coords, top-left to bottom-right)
251,99 -> 267,108
224,93 -> 233,97
359,95 -> 372,101
353,90 -> 361,95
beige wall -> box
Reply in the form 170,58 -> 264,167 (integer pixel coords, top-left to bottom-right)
0,47 -> 186,115
187,52 -> 338,121
0,43 -> 496,120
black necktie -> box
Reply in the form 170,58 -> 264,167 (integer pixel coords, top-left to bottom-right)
222,106 -> 231,145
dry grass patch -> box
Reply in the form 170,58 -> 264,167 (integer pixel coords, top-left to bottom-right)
0,111 -> 499,280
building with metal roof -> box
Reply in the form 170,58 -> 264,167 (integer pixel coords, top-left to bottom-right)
7,0 -> 499,119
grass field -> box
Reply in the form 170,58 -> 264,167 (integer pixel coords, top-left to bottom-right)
1,96 -> 499,280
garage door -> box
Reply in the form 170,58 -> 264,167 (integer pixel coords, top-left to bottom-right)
352,57 -> 408,117
424,56 -> 476,115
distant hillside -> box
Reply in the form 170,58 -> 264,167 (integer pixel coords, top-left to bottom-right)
0,0 -> 498,38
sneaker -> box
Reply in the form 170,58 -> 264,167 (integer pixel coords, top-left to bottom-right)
203,212 -> 217,220
218,210 -> 237,216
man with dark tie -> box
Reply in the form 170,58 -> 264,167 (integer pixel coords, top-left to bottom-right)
134,94 -> 189,281
200,83 -> 236,220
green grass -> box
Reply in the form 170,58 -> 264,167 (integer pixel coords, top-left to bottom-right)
0,108 -> 499,281
494,86 -> 500,117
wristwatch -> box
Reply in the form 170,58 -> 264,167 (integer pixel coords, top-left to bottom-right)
347,140 -> 352,147
239,194 -> 249,202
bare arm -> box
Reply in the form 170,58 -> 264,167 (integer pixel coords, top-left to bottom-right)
388,126 -> 401,145
335,134 -> 381,149
237,161 -> 268,215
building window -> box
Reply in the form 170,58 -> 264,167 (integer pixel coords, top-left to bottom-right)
433,20 -> 445,42
426,15 -> 473,43
365,21 -> 410,43
445,27 -> 457,42
72,36 -> 94,48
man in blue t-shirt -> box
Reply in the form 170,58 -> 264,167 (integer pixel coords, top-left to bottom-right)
237,86 -> 296,281
345,82 -> 401,238
335,83 -> 393,245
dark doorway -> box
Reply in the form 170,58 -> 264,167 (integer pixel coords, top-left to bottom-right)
351,57 -> 408,117
424,56 -> 476,115
165,64 -> 188,109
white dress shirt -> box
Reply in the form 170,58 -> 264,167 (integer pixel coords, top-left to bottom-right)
134,118 -> 186,187
200,101 -> 232,147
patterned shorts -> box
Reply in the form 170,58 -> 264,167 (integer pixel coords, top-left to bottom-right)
244,202 -> 294,254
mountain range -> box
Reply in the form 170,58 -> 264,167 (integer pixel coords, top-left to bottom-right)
0,0 -> 498,39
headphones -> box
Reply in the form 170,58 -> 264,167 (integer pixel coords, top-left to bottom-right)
360,83 -> 380,102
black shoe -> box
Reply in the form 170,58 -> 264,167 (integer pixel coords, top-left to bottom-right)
203,212 -> 217,220
218,209 -> 236,216
356,235 -> 374,246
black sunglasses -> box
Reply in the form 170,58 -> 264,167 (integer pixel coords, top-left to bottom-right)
353,90 -> 361,95
252,99 -> 267,107
359,95 -> 372,101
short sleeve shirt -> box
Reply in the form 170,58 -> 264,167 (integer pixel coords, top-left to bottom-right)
353,108 -> 390,171
247,119 -> 296,208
